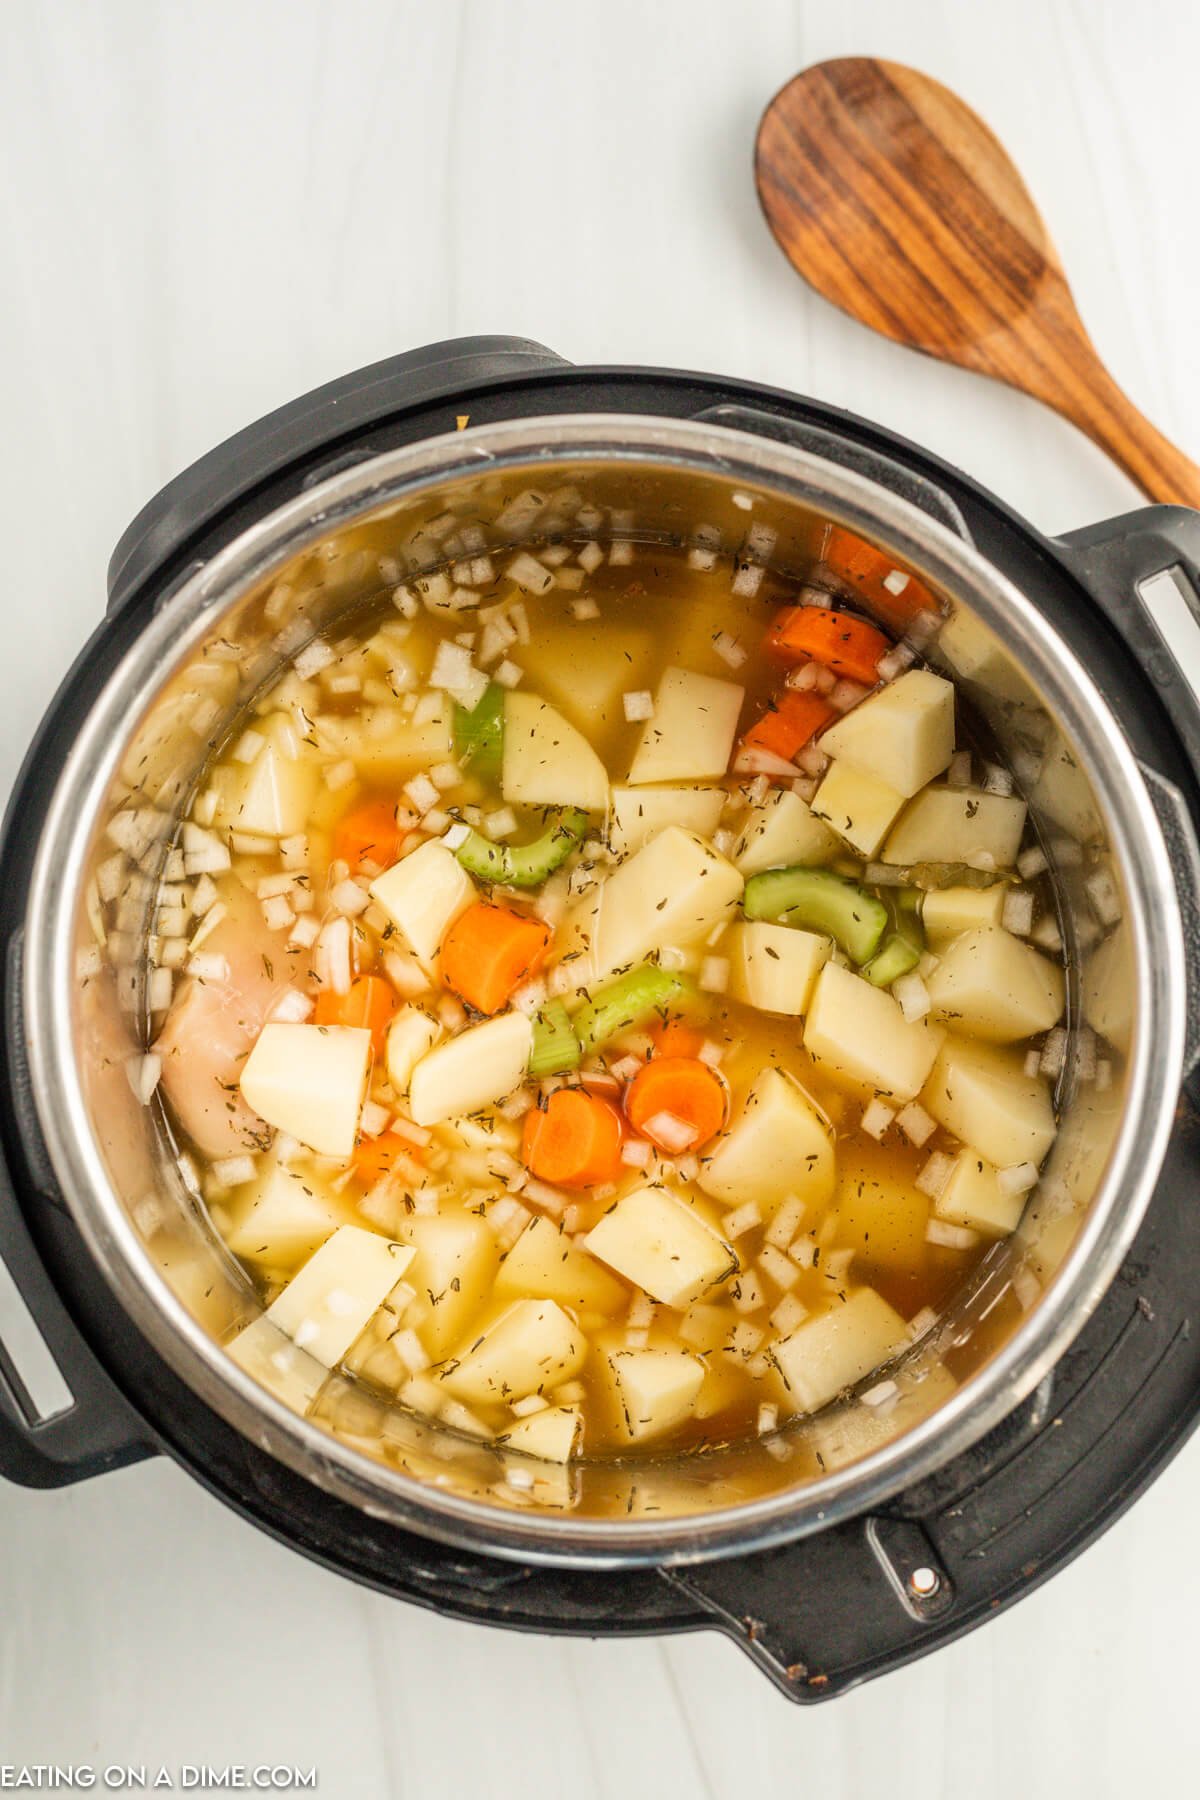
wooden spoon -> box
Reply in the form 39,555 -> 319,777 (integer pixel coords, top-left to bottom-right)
755,57 -> 1200,507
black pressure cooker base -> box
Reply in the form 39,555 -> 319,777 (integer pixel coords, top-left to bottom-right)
6,337 -> 1200,1702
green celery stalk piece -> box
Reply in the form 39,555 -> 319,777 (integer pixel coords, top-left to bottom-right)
453,682 -> 505,783
528,1001 -> 583,1077
863,891 -> 926,987
572,964 -> 691,1055
742,866 -> 888,964
454,808 -> 588,889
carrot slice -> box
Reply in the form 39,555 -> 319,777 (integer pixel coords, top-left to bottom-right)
742,690 -> 837,762
521,1088 -> 624,1188
351,1131 -> 423,1186
766,606 -> 891,685
653,1020 -> 706,1060
625,1056 -> 728,1151
314,974 -> 397,1054
332,799 -> 407,872
821,526 -> 938,632
441,903 -> 551,1016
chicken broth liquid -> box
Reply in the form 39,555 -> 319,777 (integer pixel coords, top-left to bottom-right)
149,541 -> 1084,1464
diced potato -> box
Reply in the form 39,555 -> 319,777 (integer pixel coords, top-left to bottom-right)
440,1299 -> 586,1404
262,1225 -> 414,1366
733,787 -> 838,875
627,666 -> 744,785
727,921 -> 830,1016
923,1036 -> 1056,1167
501,691 -> 609,812
697,1067 -> 835,1215
1030,732 -> 1101,843
500,1405 -> 582,1462
213,713 -> 318,838
385,1006 -> 443,1093
224,1159 -> 352,1266
820,670 -> 956,798
882,787 -> 1026,868
517,619 -> 654,734
926,926 -> 1064,1042
605,1346 -> 705,1443
1083,922 -> 1133,1053
935,1152 -> 1025,1236
804,963 -> 944,1100
399,1209 -> 501,1358
584,1184 -> 736,1308
772,1288 -> 907,1416
608,784 -> 726,857
588,826 -> 743,983
834,1142 -> 930,1274
922,884 -> 1007,944
496,1215 -> 628,1317
369,840 -> 476,966
314,706 -> 452,782
935,607 -> 1036,703
408,1011 -> 533,1125
239,1022 -> 371,1158
812,761 -> 907,857
226,1316 -> 327,1412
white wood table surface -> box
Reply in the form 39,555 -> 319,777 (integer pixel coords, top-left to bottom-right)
2,2 -> 1198,1793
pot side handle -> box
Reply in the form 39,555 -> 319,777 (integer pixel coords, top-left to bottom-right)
106,335 -> 573,617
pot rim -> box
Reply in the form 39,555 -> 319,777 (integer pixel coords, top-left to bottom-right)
21,412 -> 1186,1566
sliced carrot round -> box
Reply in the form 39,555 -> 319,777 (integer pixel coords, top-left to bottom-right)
351,1131 -> 423,1186
766,605 -> 890,685
314,974 -> 397,1055
332,798 -> 407,872
653,1020 -> 706,1060
624,1056 -> 728,1152
441,902 -> 551,1016
521,1088 -> 624,1188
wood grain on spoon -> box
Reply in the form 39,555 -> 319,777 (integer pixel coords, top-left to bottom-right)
755,57 -> 1200,507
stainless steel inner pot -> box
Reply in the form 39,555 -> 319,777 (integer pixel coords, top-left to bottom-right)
21,416 -> 1183,1566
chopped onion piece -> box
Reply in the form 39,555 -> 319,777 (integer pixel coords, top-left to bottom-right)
875,644 -> 915,682
916,1151 -> 955,1199
998,1161 -> 1039,1198
926,1218 -> 979,1250
293,640 -> 335,680
620,1137 -> 652,1168
1002,889 -> 1034,936
187,952 -> 229,982
861,1098 -> 895,1141
896,1101 -> 935,1146
126,1053 -> 162,1105
642,1110 -> 698,1153
1086,866 -> 1122,925
721,1201 -> 762,1241
267,988 -> 314,1024
787,660 -> 819,692
700,955 -> 729,994
577,541 -> 605,575
893,972 -> 931,1022
770,1293 -> 808,1336
713,631 -> 748,669
759,1244 -> 800,1291
212,1154 -> 257,1188
906,1305 -> 938,1342
493,658 -> 523,689
945,751 -> 972,789
731,561 -> 764,597
1017,845 -> 1048,879
981,763 -> 1014,797
734,744 -> 799,778
571,596 -> 600,621
830,678 -> 870,713
1039,1027 -> 1068,1079
623,689 -> 654,722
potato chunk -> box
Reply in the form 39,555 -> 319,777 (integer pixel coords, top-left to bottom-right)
608,784 -> 726,857
804,963 -> 943,1100
496,1215 -> 628,1317
697,1067 -> 835,1215
727,921 -> 830,1016
772,1288 -> 907,1416
213,713 -> 318,838
1083,922 -> 1133,1053
820,670 -> 955,797
226,1316 -> 327,1412
923,1036 -> 1056,1167
733,787 -> 838,875
408,1011 -> 533,1125
921,884 -> 1007,944
882,787 -> 1026,868
314,706 -> 452,782
369,840 -> 476,965
439,1299 -> 586,1404
627,666 -> 744,784
516,618 -> 654,735
812,761 -> 907,857
399,1209 -> 500,1358
935,1152 -> 1025,1237
926,926 -> 1064,1042
239,1022 -> 371,1158
384,1006 -> 443,1093
502,691 -> 609,812
606,1346 -> 705,1443
584,1184 -> 736,1308
224,1160 -> 352,1267
260,1225 -> 414,1366
500,1405 -> 582,1462
588,826 -> 743,983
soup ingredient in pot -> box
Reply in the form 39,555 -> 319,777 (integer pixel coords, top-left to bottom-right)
136,543 -> 1103,1468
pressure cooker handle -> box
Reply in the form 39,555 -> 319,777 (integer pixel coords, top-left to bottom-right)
106,335 -> 573,617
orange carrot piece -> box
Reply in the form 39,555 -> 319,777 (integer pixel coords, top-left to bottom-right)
766,606 -> 891,685
441,903 -> 551,1016
351,1131 -> 423,1186
625,1056 -> 728,1151
332,799 -> 407,872
521,1088 -> 624,1188
821,526 -> 938,631
314,974 -> 397,1054
653,1020 -> 706,1059
742,690 -> 837,762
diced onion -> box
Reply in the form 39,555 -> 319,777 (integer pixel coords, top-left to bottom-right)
896,1101 -> 935,1146
893,973 -> 931,1022
1017,845 -> 1048,879
267,988 -> 314,1024
998,1161 -> 1038,1197
926,1218 -> 979,1249
945,751 -> 972,789
623,690 -> 654,722
1002,890 -> 1034,936
700,955 -> 729,993
1039,1027 -> 1068,1079
861,1378 -> 899,1408
981,763 -> 1014,797
125,1053 -> 162,1105
642,1110 -> 697,1153
212,1154 -> 257,1188
493,659 -> 523,689
721,1202 -> 762,1240
916,1152 -> 955,1199
861,1098 -> 895,1140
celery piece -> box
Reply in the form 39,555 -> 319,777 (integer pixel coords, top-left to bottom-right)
742,866 -> 887,964
528,1001 -> 583,1077
863,892 -> 925,987
453,682 -> 505,782
572,964 -> 690,1054
454,808 -> 588,889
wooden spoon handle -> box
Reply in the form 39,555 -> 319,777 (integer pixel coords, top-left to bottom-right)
1045,336 -> 1200,508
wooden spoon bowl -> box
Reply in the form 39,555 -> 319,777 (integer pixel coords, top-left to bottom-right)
755,58 -> 1200,506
